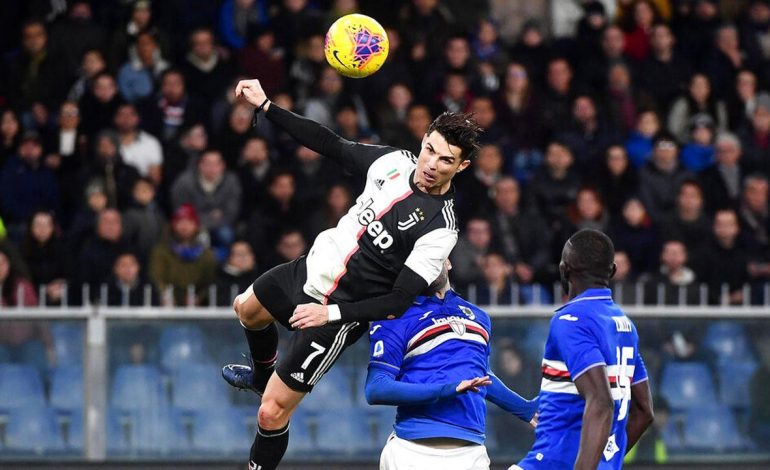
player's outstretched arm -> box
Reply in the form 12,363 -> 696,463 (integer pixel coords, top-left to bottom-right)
236,79 -> 395,176
625,380 -> 654,453
485,373 -> 539,425
364,366 -> 491,406
573,366 -> 614,470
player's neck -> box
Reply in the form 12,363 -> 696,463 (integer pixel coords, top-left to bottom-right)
568,279 -> 608,300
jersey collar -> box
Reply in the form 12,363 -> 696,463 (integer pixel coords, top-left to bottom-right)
555,287 -> 613,311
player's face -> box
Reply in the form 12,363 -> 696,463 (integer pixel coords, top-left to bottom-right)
414,131 -> 469,195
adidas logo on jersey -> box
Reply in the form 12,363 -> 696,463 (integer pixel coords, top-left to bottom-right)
290,372 -> 305,383
249,461 -> 261,470
374,178 -> 385,189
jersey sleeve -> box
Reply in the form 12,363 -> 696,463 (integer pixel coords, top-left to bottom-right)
265,104 -> 396,176
632,350 -> 649,385
368,320 -> 407,374
404,228 -> 458,284
550,313 -> 606,380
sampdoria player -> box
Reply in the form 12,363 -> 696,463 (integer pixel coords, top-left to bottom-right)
223,78 -> 481,470
367,261 -> 538,470
511,229 -> 654,470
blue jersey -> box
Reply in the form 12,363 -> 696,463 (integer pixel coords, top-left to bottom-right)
368,290 -> 492,444
519,288 -> 648,470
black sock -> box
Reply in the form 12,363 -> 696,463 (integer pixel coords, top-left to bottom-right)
243,322 -> 278,369
249,423 -> 289,470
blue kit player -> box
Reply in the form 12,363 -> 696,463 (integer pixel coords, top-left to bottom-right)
366,262 -> 538,469
512,229 -> 654,470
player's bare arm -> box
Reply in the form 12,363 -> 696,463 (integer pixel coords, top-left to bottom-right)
625,380 -> 654,452
573,365 -> 614,470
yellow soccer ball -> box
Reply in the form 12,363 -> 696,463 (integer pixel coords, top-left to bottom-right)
324,14 -> 389,78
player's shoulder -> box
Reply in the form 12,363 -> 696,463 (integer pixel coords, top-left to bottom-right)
368,146 -> 417,171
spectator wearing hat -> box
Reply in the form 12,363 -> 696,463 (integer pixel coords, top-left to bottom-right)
639,132 -> 695,223
700,132 -> 745,212
149,204 -> 216,306
680,113 -> 717,173
171,149 -> 241,250
0,130 -> 60,239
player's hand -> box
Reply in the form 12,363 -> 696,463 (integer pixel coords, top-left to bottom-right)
290,303 -> 329,329
456,376 -> 492,394
235,79 -> 269,109
529,412 -> 539,428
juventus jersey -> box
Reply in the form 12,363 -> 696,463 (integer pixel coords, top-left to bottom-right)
302,144 -> 458,305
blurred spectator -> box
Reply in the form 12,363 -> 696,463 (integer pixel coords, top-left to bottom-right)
642,240 -> 699,305
287,34 -> 327,109
679,114 -> 716,173
122,178 -> 166,264
700,131 -> 744,212
567,186 -> 610,233
377,83 -> 414,145
434,72 -> 473,115
171,149 -> 241,249
215,240 -> 259,305
424,35 -> 479,101
625,109 -> 660,168
217,0 -> 268,51
741,0 -> 770,80
451,217 -> 495,292
117,31 -> 170,103
163,123 -> 209,198
109,0 -> 171,70
138,68 -> 206,143
529,141 -> 581,227
496,62 -> 545,153
181,28 -> 234,110
638,23 -> 692,114
20,211 -> 68,305
78,72 -> 123,139
740,174 -> 770,256
692,208 -> 750,304
490,1 -> 548,45
595,145 -> 639,219
391,103 -> 432,155
578,25 -> 629,95
508,20 -> 550,85
705,24 -> 749,97
149,204 -> 217,306
667,73 -> 728,143
659,180 -> 712,253
603,63 -> 655,136
490,177 -> 550,285
305,183 -> 353,242
236,25 -> 286,97
0,247 -> 54,370
67,49 -> 106,103
472,18 -> 508,72
557,94 -> 619,171
612,197 -> 659,276
539,57 -> 575,135
4,19 -> 69,111
456,143 -> 503,220
0,108 -> 21,168
675,0 -> 721,70
114,103 -> 163,185
726,69 -> 759,131
270,0 -> 323,60
237,136 -> 274,218
217,101 -> 257,168
264,228 -> 307,270
76,208 -> 129,298
639,132 -> 693,223
292,144 -> 341,210
81,130 -> 141,210
620,0 -> 660,61
0,131 -> 60,236
473,252 -> 514,305
106,252 -> 159,306
611,250 -> 639,304
305,67 -> 369,129
398,0 -> 453,64
334,102 -> 377,143
245,170 -> 304,261
67,181 -> 108,256
739,92 -> 770,176
47,101 -> 87,171
49,1 -> 105,79
574,1 -> 610,64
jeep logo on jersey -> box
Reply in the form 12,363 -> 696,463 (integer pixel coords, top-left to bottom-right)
357,198 -> 394,249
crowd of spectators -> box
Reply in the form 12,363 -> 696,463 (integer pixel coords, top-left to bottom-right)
2,0 -> 770,307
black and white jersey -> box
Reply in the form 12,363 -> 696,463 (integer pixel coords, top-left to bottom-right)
304,145 -> 458,304
264,105 -> 459,306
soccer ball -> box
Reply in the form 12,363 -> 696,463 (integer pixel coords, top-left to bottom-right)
324,14 -> 389,78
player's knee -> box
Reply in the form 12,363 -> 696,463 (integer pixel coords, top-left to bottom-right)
258,399 -> 290,430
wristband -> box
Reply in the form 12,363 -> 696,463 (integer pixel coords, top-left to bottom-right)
327,304 -> 342,323
251,98 -> 271,128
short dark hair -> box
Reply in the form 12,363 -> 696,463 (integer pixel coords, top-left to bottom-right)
427,112 -> 482,160
564,229 -> 615,280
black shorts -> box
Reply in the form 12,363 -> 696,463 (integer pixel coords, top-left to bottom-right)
251,256 -> 367,393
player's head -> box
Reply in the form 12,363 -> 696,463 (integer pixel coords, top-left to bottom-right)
559,229 -> 616,295
414,112 -> 481,195
424,259 -> 452,297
